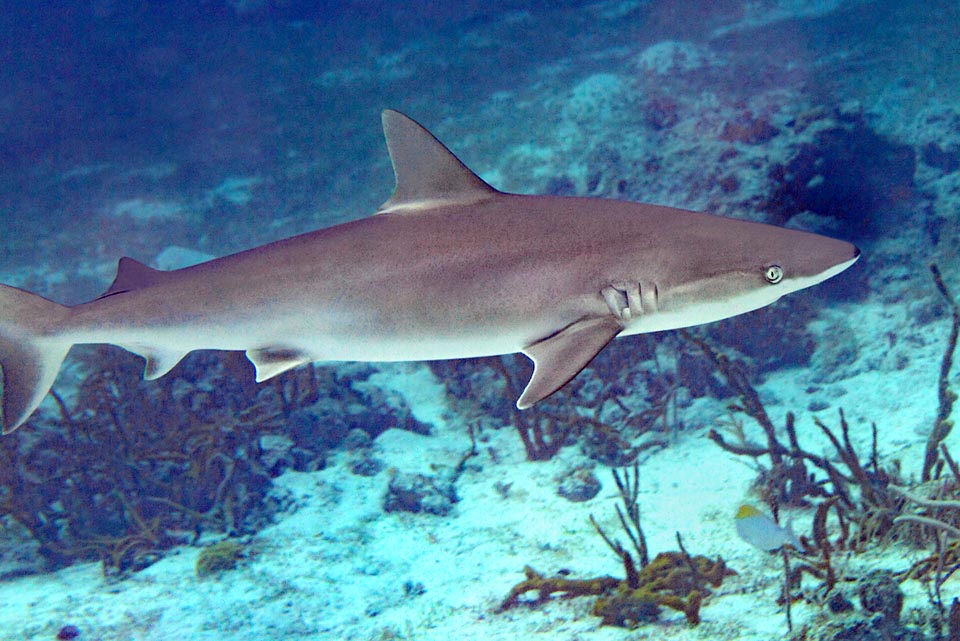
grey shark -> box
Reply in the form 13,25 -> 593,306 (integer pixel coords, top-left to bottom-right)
0,110 -> 859,433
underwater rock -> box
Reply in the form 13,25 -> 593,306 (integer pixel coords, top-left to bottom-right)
343,427 -> 383,476
857,570 -> 903,624
677,345 -> 728,399
587,334 -> 658,381
260,484 -> 297,521
585,144 -> 628,197
827,590 -> 854,613
921,142 -> 960,173
633,40 -> 720,76
344,428 -> 373,451
809,319 -> 861,384
290,447 -> 325,472
402,580 -> 426,597
342,368 -> 432,438
384,472 -> 458,516
56,626 -> 80,641
287,407 -> 349,452
579,422 -> 638,468
260,434 -> 324,475
798,572 -> 920,641
802,613 -> 924,641
350,456 -> 385,477
284,372 -> 430,454
911,297 -> 946,327
0,516 -> 44,579
427,357 -> 514,426
259,433 -> 295,477
557,467 -> 602,503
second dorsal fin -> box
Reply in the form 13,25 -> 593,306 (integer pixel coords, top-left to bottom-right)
377,110 -> 498,214
98,257 -> 168,299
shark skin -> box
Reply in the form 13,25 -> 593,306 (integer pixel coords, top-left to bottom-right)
0,110 -> 860,433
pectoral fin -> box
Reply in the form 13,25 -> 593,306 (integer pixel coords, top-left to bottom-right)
517,317 -> 622,409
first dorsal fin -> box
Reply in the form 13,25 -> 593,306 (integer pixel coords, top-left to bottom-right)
377,109 -> 498,214
98,257 -> 168,299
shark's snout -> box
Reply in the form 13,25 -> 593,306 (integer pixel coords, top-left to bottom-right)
835,241 -> 861,273
780,234 -> 860,296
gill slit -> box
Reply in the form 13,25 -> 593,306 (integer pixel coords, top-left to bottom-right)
602,282 -> 659,322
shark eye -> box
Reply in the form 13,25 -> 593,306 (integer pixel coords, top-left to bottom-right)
764,265 -> 784,284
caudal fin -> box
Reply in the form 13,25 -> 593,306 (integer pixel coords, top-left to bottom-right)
0,284 -> 71,433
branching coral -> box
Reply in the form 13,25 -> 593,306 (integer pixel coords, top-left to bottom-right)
591,463 -> 649,570
921,264 -> 960,483
593,549 -> 734,626
496,544 -> 734,627
0,349 -> 423,574
431,338 -> 677,464
0,349 -> 277,573
686,263 -> 960,630
495,566 -> 620,612
686,328 -> 899,517
498,464 -> 734,627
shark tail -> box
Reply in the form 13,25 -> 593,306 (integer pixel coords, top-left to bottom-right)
0,284 -> 72,434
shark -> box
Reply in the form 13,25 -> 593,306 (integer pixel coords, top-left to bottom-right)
0,110 -> 859,434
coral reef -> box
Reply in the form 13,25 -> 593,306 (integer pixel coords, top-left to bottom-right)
719,110 -> 779,145
689,264 -> 960,634
705,299 -> 820,374
0,349 -> 426,574
689,328 -> 893,513
790,570 -> 928,641
430,336 -> 679,465
764,108 -> 917,237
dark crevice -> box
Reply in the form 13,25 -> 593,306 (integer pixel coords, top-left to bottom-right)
763,118 -> 917,240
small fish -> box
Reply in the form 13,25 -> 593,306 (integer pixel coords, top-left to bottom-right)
735,504 -> 802,552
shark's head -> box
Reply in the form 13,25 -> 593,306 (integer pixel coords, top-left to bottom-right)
615,210 -> 861,334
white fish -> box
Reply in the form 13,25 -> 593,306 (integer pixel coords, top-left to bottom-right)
735,504 -> 802,551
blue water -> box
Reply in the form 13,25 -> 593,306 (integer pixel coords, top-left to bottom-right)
1,1 -> 959,639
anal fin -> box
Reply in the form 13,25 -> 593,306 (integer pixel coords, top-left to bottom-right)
517,316 -> 622,409
247,348 -> 310,382
140,348 -> 189,380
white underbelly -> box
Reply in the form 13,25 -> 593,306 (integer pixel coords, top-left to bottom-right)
66,308 -> 540,364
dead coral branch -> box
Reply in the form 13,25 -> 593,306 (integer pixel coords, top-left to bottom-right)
922,263 -> 960,482
686,330 -> 886,511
